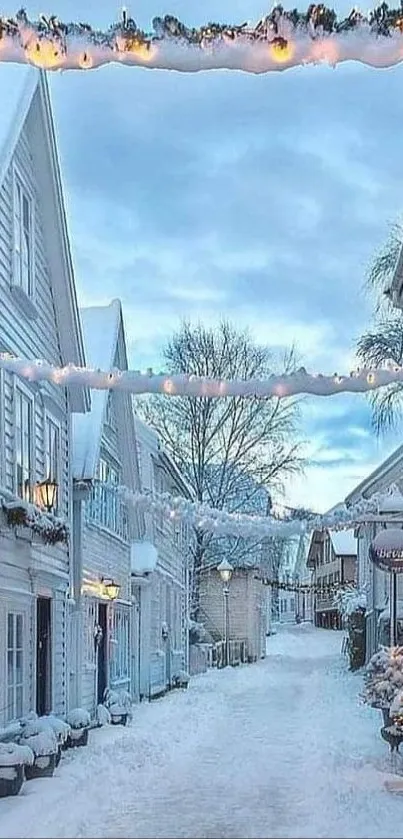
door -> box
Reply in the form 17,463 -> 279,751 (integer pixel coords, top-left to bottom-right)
97,603 -> 108,704
36,597 -> 52,716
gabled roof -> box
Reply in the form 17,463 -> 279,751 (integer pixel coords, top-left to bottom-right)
72,300 -> 121,479
345,443 -> 403,504
0,65 -> 88,413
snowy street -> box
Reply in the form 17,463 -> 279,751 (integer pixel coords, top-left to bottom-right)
2,625 -> 403,839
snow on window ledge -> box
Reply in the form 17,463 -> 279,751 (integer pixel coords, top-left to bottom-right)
10,284 -> 38,321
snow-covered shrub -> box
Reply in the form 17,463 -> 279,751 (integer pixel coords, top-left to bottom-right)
40,715 -> 71,744
172,670 -> 190,688
20,728 -> 58,757
103,688 -> 132,719
361,646 -> 403,709
0,743 -> 34,768
333,584 -> 367,620
67,708 -> 91,730
96,704 -> 111,727
188,619 -> 206,644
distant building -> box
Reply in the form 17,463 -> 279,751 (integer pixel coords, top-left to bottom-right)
307,528 -> 357,629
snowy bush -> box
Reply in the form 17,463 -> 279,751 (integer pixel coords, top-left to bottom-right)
0,742 -> 34,767
172,670 -> 190,687
188,619 -> 206,643
333,585 -> 366,619
103,689 -> 132,719
67,708 -> 91,729
20,729 -> 58,757
40,715 -> 71,743
361,646 -> 403,709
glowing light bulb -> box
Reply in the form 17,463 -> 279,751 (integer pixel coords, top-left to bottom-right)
270,37 -> 294,64
25,37 -> 63,69
163,378 -> 176,395
367,372 -> 376,385
78,51 -> 93,69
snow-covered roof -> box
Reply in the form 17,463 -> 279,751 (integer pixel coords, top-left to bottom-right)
72,300 -> 121,479
0,64 -> 38,188
330,529 -> 357,556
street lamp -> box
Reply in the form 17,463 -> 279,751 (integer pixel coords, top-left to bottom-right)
217,560 -> 233,667
102,578 -> 120,601
369,487 -> 403,647
36,477 -> 58,513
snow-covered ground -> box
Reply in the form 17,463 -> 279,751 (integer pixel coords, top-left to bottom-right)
1,624 -> 403,839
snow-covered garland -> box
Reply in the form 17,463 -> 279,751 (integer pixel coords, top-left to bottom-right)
1,495 -> 68,545
261,577 -> 354,595
2,354 -> 403,400
2,5 -> 403,73
114,481 -> 384,541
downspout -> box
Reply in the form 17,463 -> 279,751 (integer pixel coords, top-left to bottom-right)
71,480 -> 91,709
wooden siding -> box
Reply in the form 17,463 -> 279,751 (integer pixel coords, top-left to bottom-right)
0,96 -> 77,722
199,569 -> 267,660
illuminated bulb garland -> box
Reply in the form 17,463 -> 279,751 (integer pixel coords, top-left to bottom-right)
114,482 -> 383,540
2,5 -> 403,73
2,354 -> 403,399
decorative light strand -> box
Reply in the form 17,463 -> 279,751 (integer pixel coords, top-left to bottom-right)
115,482 -> 383,540
2,354 -> 403,399
1,5 -> 403,73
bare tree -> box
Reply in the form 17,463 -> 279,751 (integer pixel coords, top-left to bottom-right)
135,320 -> 303,620
356,221 -> 403,433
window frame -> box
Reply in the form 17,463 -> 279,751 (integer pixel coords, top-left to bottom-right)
110,607 -> 129,684
14,381 -> 34,503
7,612 -> 24,721
12,166 -> 35,299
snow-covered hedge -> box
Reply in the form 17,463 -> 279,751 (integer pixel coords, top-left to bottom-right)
67,708 -> 91,729
40,715 -> 71,743
20,724 -> 58,757
333,585 -> 366,619
361,646 -> 403,709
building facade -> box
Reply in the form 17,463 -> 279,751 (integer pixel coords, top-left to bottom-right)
132,417 -> 192,699
70,300 -> 144,716
307,528 -> 357,629
0,67 -> 89,725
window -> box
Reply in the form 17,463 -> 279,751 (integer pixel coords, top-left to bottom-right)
87,456 -> 127,537
15,388 -> 33,501
110,607 -> 129,683
13,177 -> 33,296
290,598 -> 295,611
7,613 -> 23,720
105,394 -> 116,429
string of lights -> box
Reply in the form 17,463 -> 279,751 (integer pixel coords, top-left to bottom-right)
261,578 -> 346,594
113,482 -> 382,540
2,353 -> 403,400
1,5 -> 403,73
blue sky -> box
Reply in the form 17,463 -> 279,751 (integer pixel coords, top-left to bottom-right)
14,0 -> 403,511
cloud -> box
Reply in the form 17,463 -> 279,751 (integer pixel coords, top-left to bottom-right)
37,0 -> 403,509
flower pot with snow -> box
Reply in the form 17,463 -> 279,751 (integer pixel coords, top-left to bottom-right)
19,724 -> 59,780
0,743 -> 34,798
171,670 -> 190,690
39,716 -> 71,764
66,708 -> 91,747
103,688 -> 132,726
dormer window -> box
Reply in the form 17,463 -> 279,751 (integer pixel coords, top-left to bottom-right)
12,172 -> 34,298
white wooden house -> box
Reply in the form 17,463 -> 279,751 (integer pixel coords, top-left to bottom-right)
0,67 -> 89,725
71,300 -> 143,715
199,565 -> 267,662
132,418 -> 192,699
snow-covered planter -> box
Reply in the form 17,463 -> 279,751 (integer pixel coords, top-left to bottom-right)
66,708 -> 90,747
39,716 -> 71,761
2,499 -> 69,545
171,670 -> 190,690
0,743 -> 34,798
361,646 -> 403,723
19,723 -> 58,780
96,704 -> 111,727
103,689 -> 132,726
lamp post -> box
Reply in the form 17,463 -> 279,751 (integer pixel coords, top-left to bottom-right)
217,559 -> 233,667
369,487 -> 403,647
